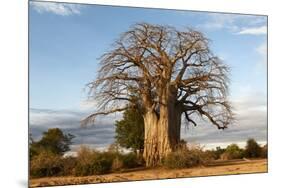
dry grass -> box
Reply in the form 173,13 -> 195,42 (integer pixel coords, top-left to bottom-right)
29,159 -> 267,187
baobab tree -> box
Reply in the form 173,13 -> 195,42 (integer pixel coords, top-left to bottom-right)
82,23 -> 233,167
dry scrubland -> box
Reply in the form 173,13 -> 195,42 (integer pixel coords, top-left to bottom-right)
30,130 -> 267,187
30,159 -> 267,187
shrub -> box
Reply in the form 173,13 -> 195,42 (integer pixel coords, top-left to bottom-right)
163,145 -> 209,169
74,147 -> 112,176
111,155 -> 124,171
210,147 -> 226,160
74,157 -> 112,176
203,150 -> 217,161
221,144 -> 244,160
103,150 -> 124,171
60,156 -> 77,176
121,153 -> 139,168
107,150 -> 141,170
30,151 -> 63,178
244,138 -> 262,158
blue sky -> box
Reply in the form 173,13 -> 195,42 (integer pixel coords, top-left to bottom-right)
29,1 -> 267,150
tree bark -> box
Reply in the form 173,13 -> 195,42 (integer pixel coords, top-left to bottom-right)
143,89 -> 182,167
143,109 -> 160,167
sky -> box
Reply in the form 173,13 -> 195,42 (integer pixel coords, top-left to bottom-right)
29,1 -> 267,151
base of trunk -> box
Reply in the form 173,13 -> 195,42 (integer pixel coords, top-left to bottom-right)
143,108 -> 181,167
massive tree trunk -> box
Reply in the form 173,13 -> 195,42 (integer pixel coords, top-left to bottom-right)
143,86 -> 182,167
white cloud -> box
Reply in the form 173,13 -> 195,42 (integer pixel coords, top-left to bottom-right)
30,1 -> 81,16
199,14 -> 241,31
30,108 -> 84,129
198,13 -> 267,35
237,26 -> 267,35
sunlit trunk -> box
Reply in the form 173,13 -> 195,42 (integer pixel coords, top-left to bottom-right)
143,110 -> 160,167
143,87 -> 182,167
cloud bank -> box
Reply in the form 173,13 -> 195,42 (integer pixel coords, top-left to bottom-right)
29,108 -> 119,150
30,91 -> 267,151
198,13 -> 267,36
237,26 -> 267,35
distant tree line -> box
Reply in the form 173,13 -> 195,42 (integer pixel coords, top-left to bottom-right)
207,139 -> 267,160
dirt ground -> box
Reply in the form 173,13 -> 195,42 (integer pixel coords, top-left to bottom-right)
29,159 -> 267,187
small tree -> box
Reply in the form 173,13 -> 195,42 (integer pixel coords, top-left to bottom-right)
223,144 -> 244,160
245,138 -> 262,158
213,146 -> 226,160
30,128 -> 75,157
115,106 -> 144,155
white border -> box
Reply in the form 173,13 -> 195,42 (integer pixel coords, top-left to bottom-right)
1,0 -> 280,188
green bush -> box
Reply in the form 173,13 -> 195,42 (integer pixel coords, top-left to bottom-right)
221,144 -> 244,160
121,153 -> 139,168
74,157 -> 112,176
30,151 -> 63,177
163,146 -> 208,169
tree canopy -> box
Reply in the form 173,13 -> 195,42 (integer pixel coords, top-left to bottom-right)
83,23 -> 233,129
245,138 -> 262,158
30,128 -> 75,158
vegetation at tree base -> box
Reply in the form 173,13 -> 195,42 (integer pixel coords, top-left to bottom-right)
121,152 -> 140,168
115,106 -> 144,155
163,145 -> 211,169
30,128 -> 75,159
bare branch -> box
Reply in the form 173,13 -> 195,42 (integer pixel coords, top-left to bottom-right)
184,111 -> 197,127
81,107 -> 128,127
